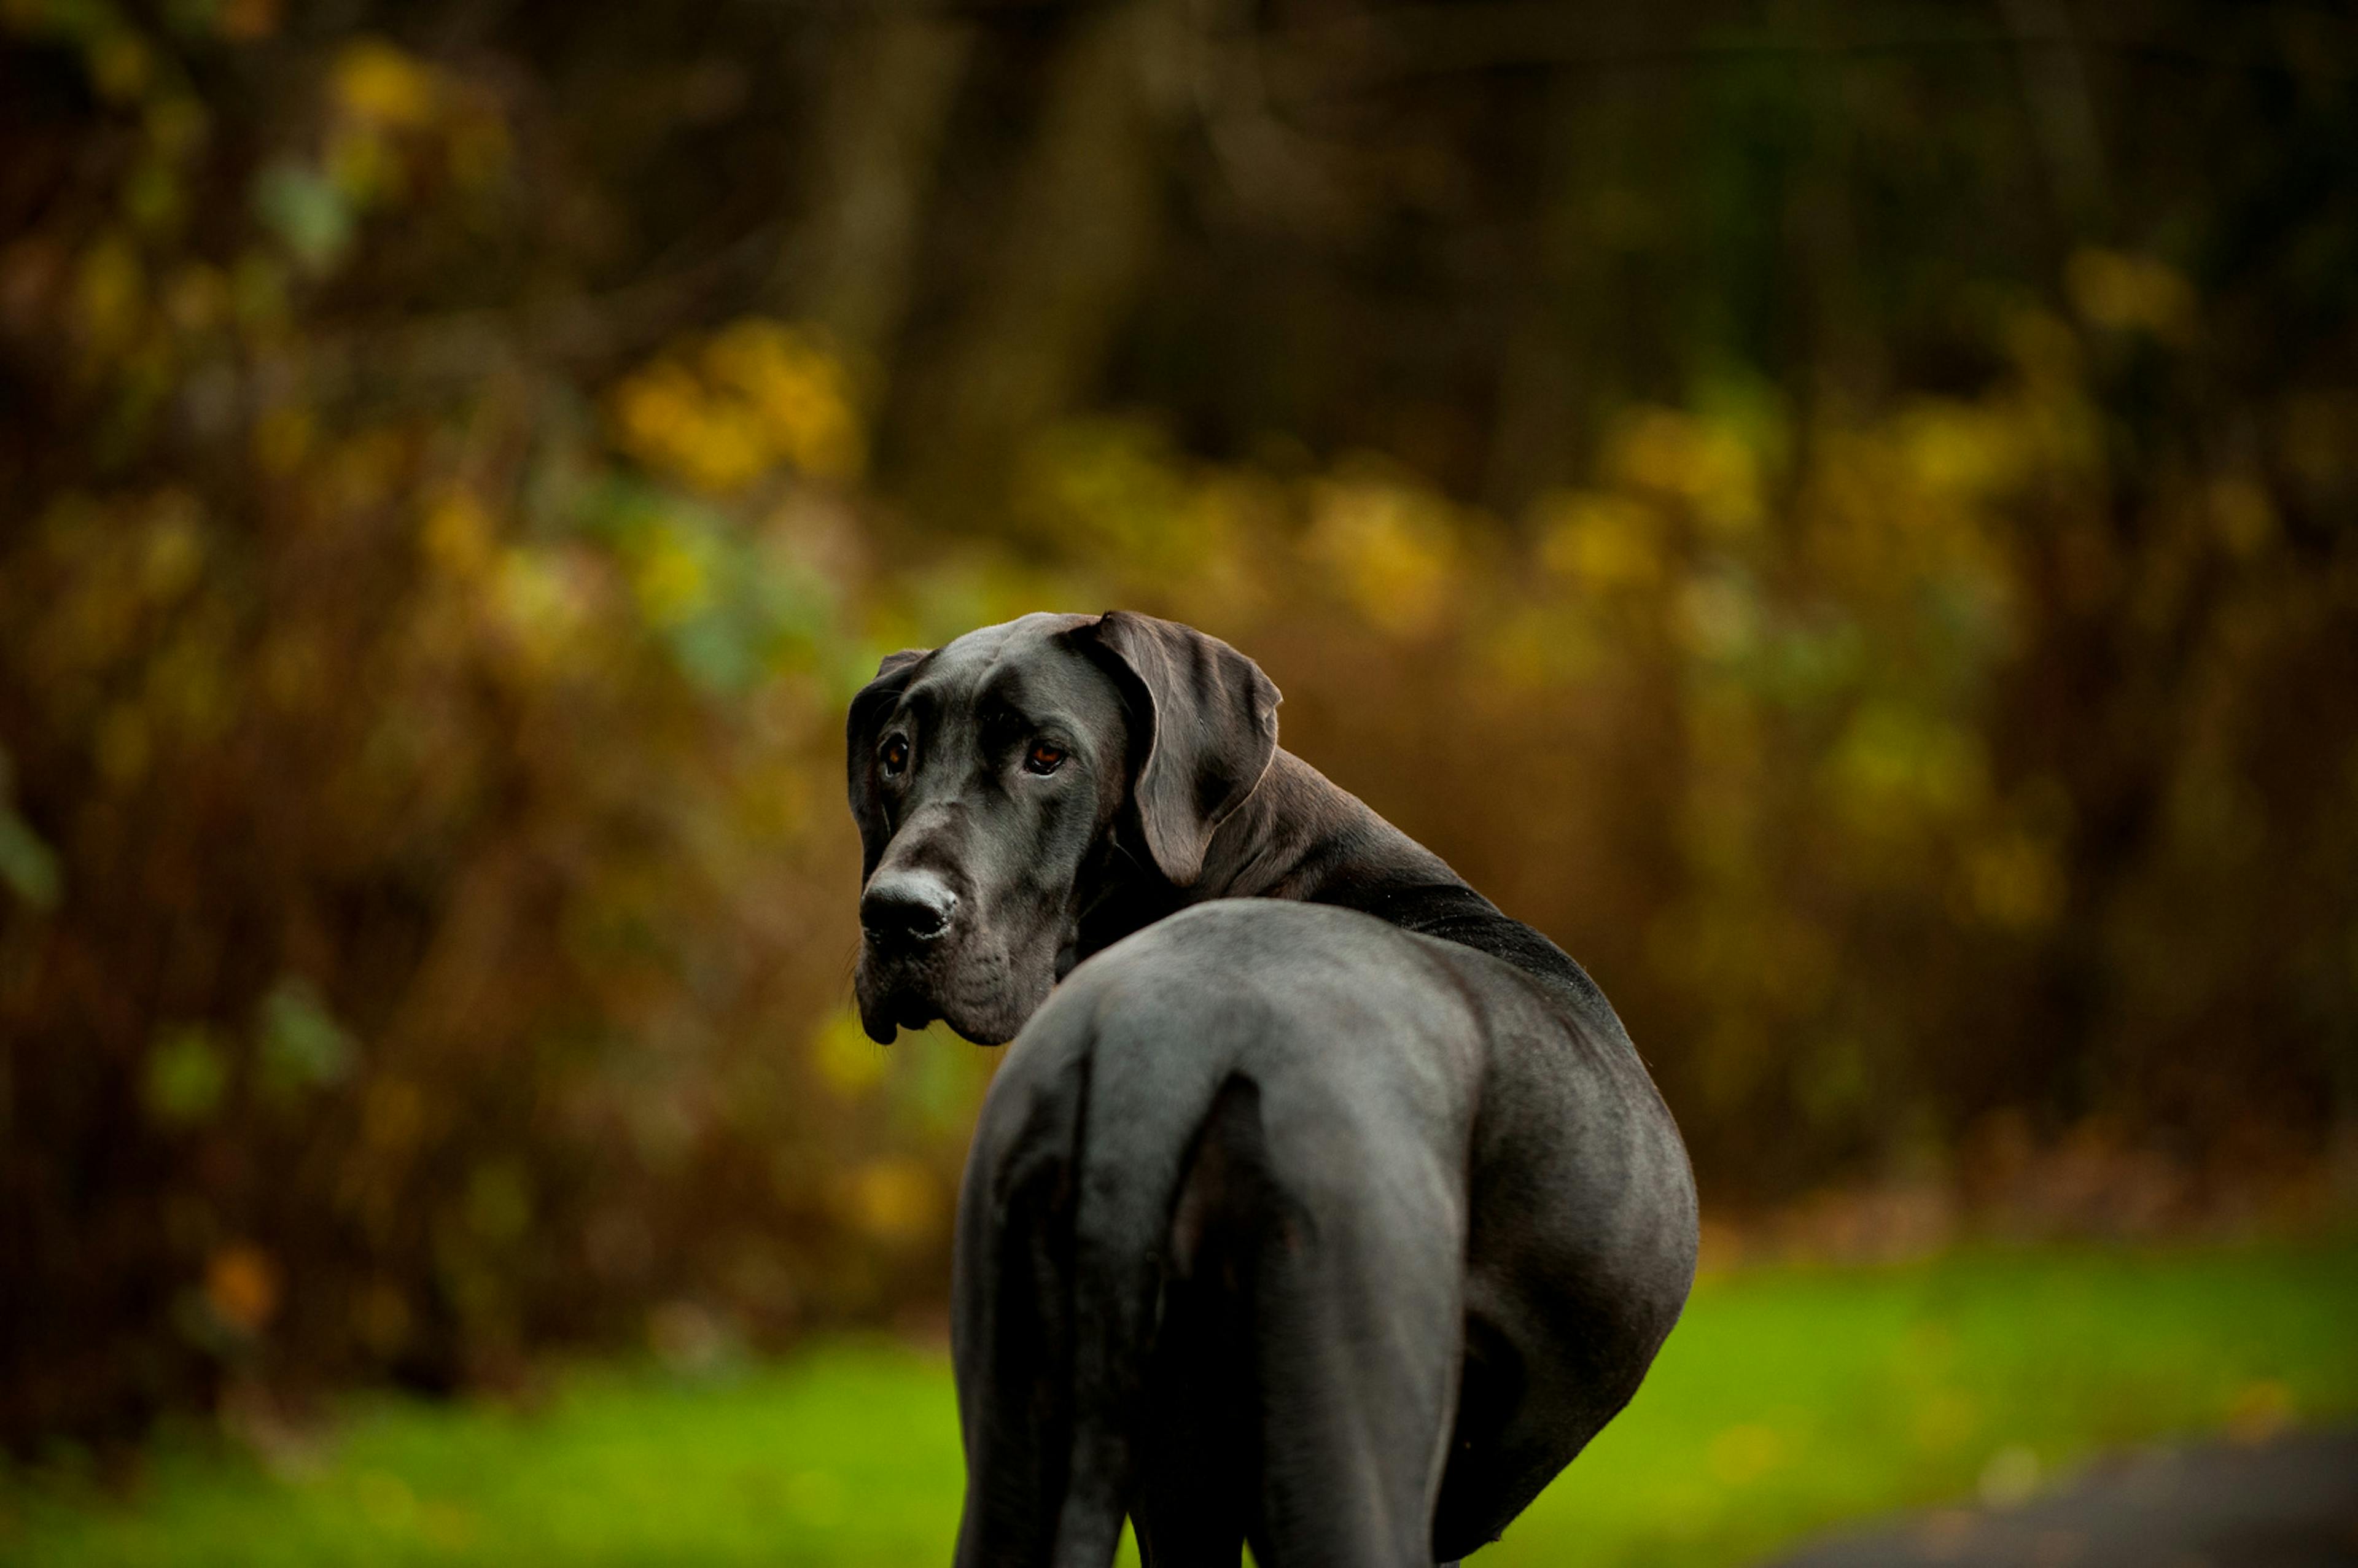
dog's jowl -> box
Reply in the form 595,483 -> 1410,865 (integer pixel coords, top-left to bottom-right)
847,611 -> 1698,1568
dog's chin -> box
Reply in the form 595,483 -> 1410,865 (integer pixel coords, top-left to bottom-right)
854,945 -> 1052,1047
853,960 -> 935,1044
854,992 -> 928,1044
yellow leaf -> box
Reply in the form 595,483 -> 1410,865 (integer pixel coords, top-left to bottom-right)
1305,479 -> 1458,637
253,405 -> 313,473
811,1009 -> 888,1096
631,530 -> 711,626
841,1159 -> 940,1244
1538,492 -> 1662,593
74,236 -> 142,354
2066,247 -> 2197,343
335,39 -> 437,129
1963,833 -> 2064,931
422,491 -> 494,580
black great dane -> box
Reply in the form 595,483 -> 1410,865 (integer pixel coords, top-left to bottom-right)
847,611 -> 1697,1568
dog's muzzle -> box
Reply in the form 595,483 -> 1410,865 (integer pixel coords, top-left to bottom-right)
855,869 -> 963,1041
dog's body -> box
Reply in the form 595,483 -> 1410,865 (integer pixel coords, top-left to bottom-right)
847,613 -> 1697,1568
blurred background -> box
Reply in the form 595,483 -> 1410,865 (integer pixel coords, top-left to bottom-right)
3,0 -> 2357,1559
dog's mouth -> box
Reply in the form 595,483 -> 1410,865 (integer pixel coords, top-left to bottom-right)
853,950 -> 943,1042
854,934 -> 1048,1047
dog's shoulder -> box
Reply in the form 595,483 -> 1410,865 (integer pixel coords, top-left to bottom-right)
1310,880 -> 1630,1047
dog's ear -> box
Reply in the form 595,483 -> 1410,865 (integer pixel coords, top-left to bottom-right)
846,648 -> 929,880
1069,611 -> 1280,888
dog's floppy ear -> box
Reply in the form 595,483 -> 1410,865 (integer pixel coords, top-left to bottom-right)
1070,611 -> 1280,888
846,648 -> 929,880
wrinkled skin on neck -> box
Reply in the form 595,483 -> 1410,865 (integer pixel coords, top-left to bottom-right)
850,615 -> 1137,1044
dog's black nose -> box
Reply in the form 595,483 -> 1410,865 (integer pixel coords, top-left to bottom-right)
860,872 -> 959,947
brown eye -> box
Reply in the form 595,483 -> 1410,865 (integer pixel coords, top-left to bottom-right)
1024,741 -> 1067,775
881,735 -> 909,775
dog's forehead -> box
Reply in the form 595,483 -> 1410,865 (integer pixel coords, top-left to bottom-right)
911,612 -> 1103,710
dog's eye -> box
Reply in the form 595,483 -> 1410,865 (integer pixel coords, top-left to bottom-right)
881,735 -> 909,776
1024,742 -> 1067,776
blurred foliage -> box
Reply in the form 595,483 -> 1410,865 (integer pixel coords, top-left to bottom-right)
2,0 -> 2356,1449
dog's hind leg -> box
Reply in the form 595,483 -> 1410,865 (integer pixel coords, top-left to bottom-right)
1128,1075 -> 1266,1568
1247,1179 -> 1464,1567
951,1039 -> 1127,1568
1152,1073 -> 1466,1568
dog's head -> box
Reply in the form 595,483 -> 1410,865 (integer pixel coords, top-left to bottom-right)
846,610 -> 1280,1044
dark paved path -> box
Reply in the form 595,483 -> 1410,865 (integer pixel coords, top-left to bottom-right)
1765,1429 -> 2358,1567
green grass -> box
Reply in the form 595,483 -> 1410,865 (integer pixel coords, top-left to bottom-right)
6,1240 -> 2356,1567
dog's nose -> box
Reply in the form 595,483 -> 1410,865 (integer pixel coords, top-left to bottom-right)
860,872 -> 959,947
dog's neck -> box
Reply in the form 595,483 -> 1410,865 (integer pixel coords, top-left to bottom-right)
1080,750 -> 1625,1041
